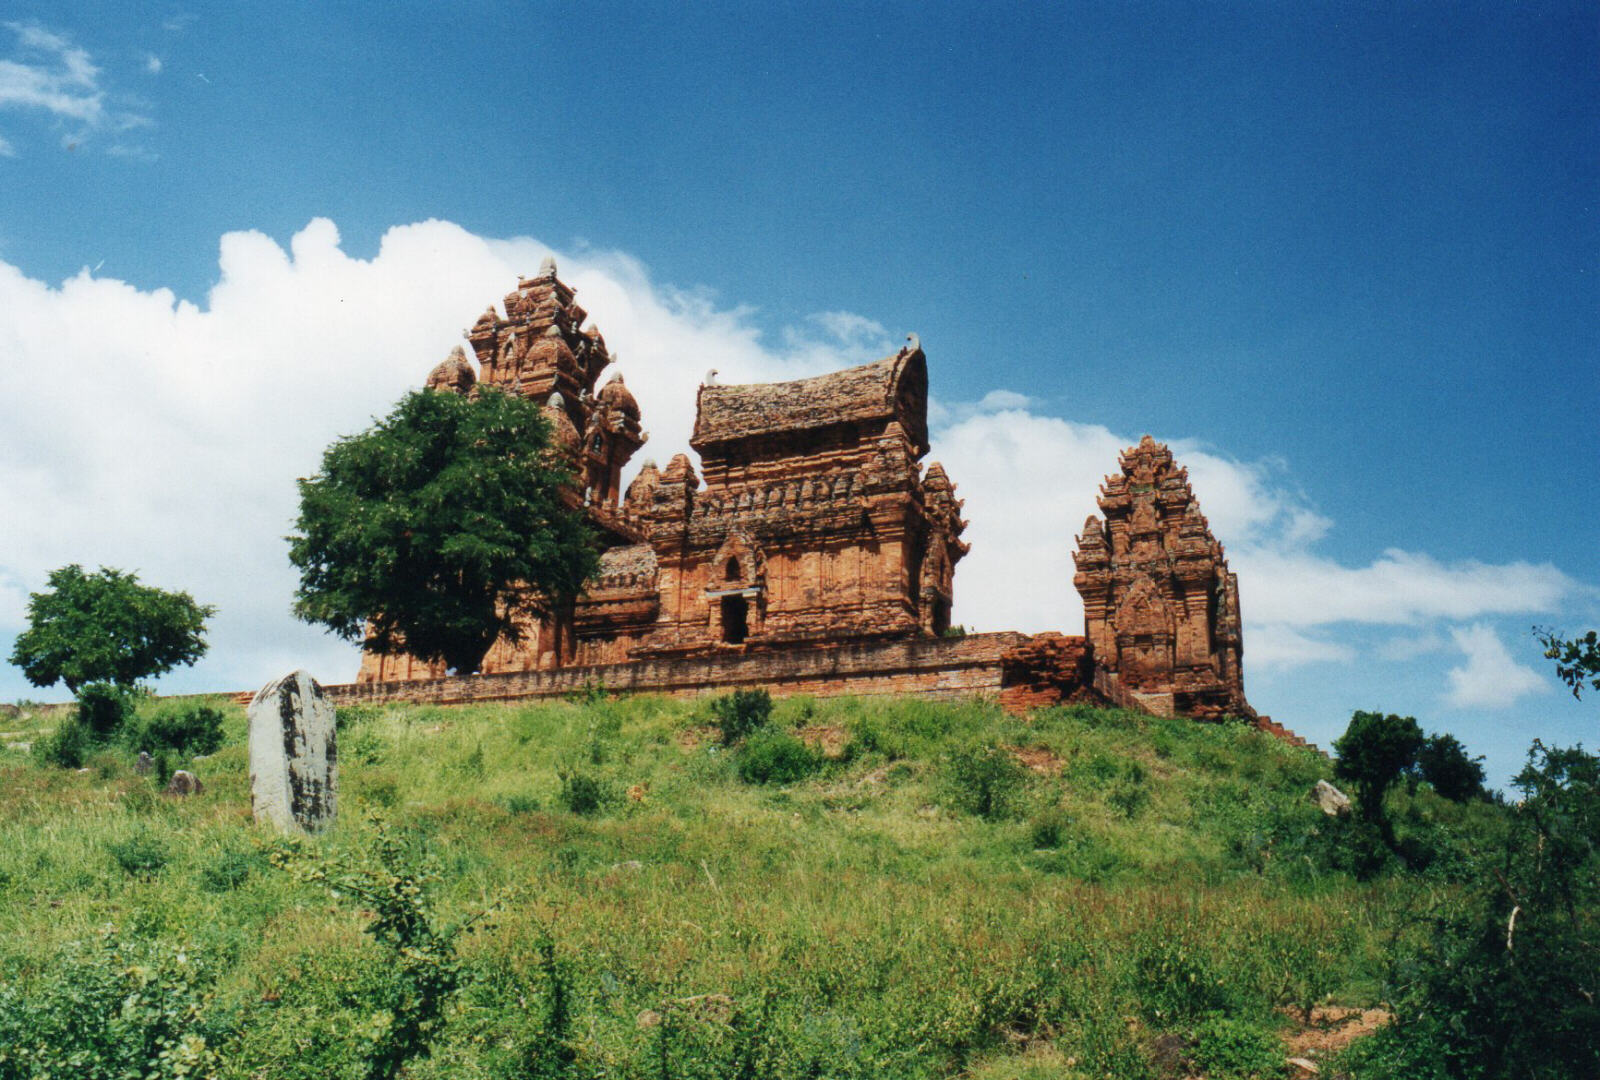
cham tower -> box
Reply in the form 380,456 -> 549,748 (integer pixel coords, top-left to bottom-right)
359,265 -> 968,680
1071,435 -> 1252,720
346,266 -> 1281,738
359,258 -> 650,681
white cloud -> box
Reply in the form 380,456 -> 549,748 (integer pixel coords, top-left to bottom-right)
145,54 -> 162,75
0,21 -> 151,153
0,216 -> 1587,701
0,132 -> 13,156
1444,623 -> 1548,709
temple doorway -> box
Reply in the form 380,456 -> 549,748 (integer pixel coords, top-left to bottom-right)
720,594 -> 749,644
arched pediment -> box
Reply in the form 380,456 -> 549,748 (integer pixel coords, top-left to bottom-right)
1112,574 -> 1174,638
712,530 -> 765,588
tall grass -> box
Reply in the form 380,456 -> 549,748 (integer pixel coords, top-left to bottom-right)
0,692 -> 1485,1078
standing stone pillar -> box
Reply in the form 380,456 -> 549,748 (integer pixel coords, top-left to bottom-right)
248,670 -> 338,833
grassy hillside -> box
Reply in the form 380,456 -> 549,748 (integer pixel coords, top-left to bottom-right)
0,692 -> 1500,1079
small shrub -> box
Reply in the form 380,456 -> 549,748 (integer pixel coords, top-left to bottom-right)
556,766 -> 614,816
737,727 -> 821,785
1029,807 -> 1071,849
107,829 -> 169,880
942,741 -> 1027,820
708,688 -> 772,745
498,793 -> 542,815
1190,1014 -> 1282,1079
1132,937 -> 1236,1025
32,716 -> 92,768
0,931 -> 222,1077
77,681 -> 135,738
200,849 -> 260,893
128,701 -> 225,757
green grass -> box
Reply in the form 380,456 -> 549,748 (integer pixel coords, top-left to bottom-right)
0,692 -> 1496,1078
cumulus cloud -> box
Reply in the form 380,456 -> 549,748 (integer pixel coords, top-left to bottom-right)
1444,623 -> 1549,709
144,54 -> 162,75
0,21 -> 151,153
0,216 -> 1587,701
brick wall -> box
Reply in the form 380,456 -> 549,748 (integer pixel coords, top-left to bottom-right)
320,632 -> 1030,708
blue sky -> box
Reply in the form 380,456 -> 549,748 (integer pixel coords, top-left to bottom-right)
1,2 -> 1595,787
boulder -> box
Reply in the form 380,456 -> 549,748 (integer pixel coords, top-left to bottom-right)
1311,779 -> 1352,817
248,670 -> 338,833
166,770 -> 204,796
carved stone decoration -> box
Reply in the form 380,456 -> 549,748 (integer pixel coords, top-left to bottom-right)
1073,436 -> 1253,720
248,670 -> 338,833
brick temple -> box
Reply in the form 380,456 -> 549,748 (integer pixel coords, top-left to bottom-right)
351,261 -> 1264,729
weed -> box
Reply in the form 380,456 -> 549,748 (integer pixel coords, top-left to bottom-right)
1190,1014 -> 1282,1078
556,765 -> 614,816
708,688 -> 772,745
199,848 -> 261,893
107,829 -> 169,880
737,727 -> 821,785
31,716 -> 92,768
126,701 -> 224,757
943,740 -> 1027,820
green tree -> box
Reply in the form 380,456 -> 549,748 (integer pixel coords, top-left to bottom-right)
1351,742 -> 1600,1079
288,387 -> 598,676
1333,710 -> 1424,832
7,564 -> 214,692
1414,732 -> 1487,803
1538,628 -> 1600,699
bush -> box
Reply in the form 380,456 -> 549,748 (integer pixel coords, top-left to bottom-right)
1333,711 -> 1423,829
127,701 -> 225,757
200,848 -> 261,893
942,741 -> 1027,820
737,728 -> 821,785
556,766 -> 614,816
1029,807 -> 1071,849
1190,1015 -> 1282,1079
31,716 -> 92,768
1363,741 -> 1600,1079
107,829 -> 169,880
1131,937 -> 1237,1025
272,818 -> 488,1080
1415,732 -> 1486,802
76,681 -> 135,738
0,931 -> 222,1078
708,688 -> 772,745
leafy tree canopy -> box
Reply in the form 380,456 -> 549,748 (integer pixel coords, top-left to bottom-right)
288,387 -> 599,676
1538,628 -> 1600,700
7,564 -> 215,692
1414,732 -> 1488,803
1333,710 -> 1424,824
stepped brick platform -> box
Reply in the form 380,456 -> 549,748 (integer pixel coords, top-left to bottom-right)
225,633 -> 1319,754
292,633 -> 1029,709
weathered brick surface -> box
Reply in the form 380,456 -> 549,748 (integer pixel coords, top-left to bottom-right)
360,284 -> 967,681
334,632 -> 1027,708
1073,436 -> 1254,720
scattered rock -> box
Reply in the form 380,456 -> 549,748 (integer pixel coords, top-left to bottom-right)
612,859 -> 643,871
636,1009 -> 661,1030
166,770 -> 203,796
1288,1057 -> 1321,1075
1311,779 -> 1352,817
248,670 -> 338,834
134,751 -> 154,775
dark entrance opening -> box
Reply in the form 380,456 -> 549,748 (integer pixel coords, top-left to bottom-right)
720,594 -> 749,644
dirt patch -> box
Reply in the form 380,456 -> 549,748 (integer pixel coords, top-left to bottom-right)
799,725 -> 850,758
676,725 -> 717,751
1282,1005 -> 1392,1060
1009,744 -> 1065,775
